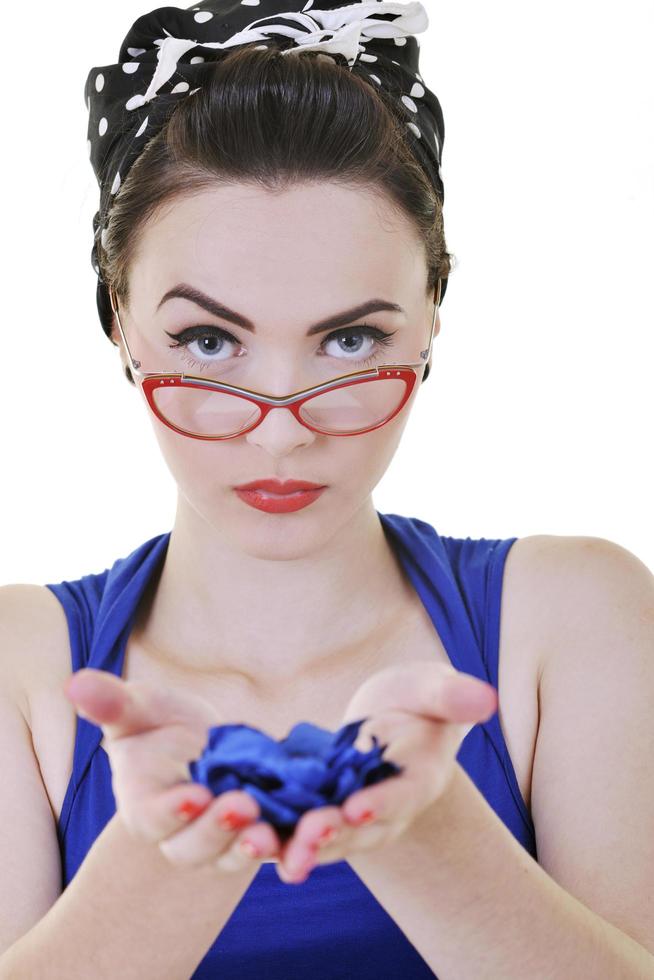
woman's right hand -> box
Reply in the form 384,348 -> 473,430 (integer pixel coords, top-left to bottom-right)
63,667 -> 283,873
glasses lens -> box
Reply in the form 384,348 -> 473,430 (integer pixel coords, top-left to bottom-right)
152,377 -> 407,437
299,377 -> 407,434
153,386 -> 260,437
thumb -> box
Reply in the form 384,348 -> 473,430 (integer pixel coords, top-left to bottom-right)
444,675 -> 499,724
63,668 -> 178,740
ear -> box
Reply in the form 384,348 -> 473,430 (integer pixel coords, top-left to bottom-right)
111,328 -> 135,384
117,347 -> 135,385
421,306 -> 441,384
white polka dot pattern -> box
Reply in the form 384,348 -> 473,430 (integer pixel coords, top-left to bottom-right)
85,1 -> 445,341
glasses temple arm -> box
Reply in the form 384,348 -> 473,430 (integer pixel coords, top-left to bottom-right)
419,278 -> 442,363
109,278 -> 443,375
109,287 -> 143,373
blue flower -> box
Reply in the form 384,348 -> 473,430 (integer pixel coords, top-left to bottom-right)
187,718 -> 403,841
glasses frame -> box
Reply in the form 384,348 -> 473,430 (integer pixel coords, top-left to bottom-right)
109,278 -> 442,440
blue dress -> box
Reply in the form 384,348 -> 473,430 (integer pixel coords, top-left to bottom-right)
46,511 -> 536,979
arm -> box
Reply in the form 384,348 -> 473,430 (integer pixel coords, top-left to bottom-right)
347,537 -> 654,979
0,585 -> 266,980
0,811 -> 259,980
348,762 -> 654,980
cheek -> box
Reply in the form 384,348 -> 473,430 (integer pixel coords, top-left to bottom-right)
146,391 -> 415,504
335,411 -> 413,496
149,419 -> 238,495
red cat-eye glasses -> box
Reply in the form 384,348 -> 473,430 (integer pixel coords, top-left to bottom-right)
108,278 -> 442,441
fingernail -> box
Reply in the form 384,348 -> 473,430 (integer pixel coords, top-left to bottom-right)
316,826 -> 338,846
239,839 -> 261,859
352,809 -> 376,825
177,799 -> 208,820
217,810 -> 252,831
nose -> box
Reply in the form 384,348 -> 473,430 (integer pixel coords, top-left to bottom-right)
244,403 -> 318,457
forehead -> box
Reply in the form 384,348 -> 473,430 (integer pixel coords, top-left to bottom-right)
129,182 -> 426,306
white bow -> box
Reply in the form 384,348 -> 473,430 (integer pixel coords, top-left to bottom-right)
126,2 -> 429,111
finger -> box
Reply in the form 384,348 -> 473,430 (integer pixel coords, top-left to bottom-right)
441,673 -> 499,722
214,820 -> 282,874
343,722 -> 462,831
63,668 -> 215,741
345,716 -> 461,826
124,782 -> 215,843
340,770 -> 430,832
344,663 -> 498,726
278,806 -> 347,878
157,790 -> 264,868
101,722 -> 211,805
102,721 -> 209,778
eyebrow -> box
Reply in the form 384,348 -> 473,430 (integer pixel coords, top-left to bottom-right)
156,283 -> 406,336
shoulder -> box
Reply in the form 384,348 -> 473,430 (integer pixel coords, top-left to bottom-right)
501,531 -> 652,618
525,533 -> 654,714
499,533 -> 652,683
0,584 -> 71,731
505,531 -> 650,582
509,533 -> 653,648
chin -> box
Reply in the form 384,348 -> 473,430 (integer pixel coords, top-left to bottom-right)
229,518 -> 332,562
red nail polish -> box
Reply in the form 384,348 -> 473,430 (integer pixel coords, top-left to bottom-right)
353,809 -> 376,825
176,799 -> 208,820
317,825 -> 337,845
217,809 -> 252,830
239,839 -> 261,859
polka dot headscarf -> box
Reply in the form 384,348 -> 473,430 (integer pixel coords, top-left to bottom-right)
85,0 -> 447,341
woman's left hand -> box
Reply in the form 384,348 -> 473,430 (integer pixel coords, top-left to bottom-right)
274,662 -> 498,884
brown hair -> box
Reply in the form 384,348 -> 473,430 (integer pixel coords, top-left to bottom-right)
98,45 -> 453,384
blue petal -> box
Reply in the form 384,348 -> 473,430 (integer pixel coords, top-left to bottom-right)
187,718 -> 403,837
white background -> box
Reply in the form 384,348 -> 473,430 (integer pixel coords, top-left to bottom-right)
1,0 -> 652,586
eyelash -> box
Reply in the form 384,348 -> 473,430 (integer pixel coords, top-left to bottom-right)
165,324 -> 398,373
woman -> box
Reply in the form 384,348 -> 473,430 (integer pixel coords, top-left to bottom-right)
1,1 -> 653,978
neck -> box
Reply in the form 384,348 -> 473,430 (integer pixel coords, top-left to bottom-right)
132,495 -> 413,692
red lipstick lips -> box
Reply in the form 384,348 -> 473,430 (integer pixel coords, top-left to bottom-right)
234,479 -> 326,493
233,478 -> 327,513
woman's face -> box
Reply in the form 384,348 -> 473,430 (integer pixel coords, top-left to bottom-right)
117,181 -> 440,559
